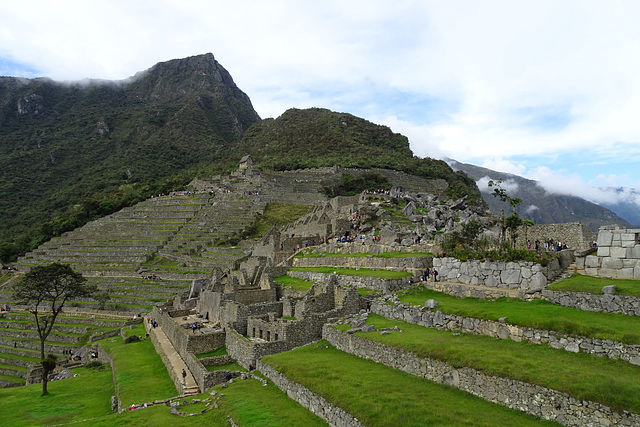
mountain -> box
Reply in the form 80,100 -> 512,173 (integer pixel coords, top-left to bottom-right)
599,189 -> 640,226
239,107 -> 482,203
449,160 -> 631,231
0,53 -> 260,257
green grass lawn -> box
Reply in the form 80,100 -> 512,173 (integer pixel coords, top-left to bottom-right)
205,361 -> 246,372
273,274 -> 314,291
337,314 -> 640,413
196,346 -> 227,358
110,336 -> 176,407
548,273 -> 640,296
289,266 -> 413,279
397,285 -> 640,343
263,341 -> 557,426
0,365 -> 115,426
76,375 -> 328,427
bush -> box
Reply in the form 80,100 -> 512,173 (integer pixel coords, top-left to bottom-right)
86,360 -> 105,370
124,335 -> 141,344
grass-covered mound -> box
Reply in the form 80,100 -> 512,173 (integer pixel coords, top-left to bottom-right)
273,275 -> 315,292
263,340 -> 558,426
336,314 -> 640,413
396,286 -> 640,344
548,273 -> 640,297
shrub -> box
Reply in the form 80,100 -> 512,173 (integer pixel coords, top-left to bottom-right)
124,335 -> 141,344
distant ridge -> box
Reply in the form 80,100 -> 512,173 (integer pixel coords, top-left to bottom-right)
449,160 -> 631,231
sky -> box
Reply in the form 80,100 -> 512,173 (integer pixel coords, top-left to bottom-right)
1,0 -> 640,209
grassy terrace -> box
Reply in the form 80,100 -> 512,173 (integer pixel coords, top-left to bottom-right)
548,273 -> 640,297
336,313 -> 640,413
263,341 -> 557,426
273,275 -> 314,291
295,251 -> 434,258
289,266 -> 413,280
0,325 -> 329,426
397,285 -> 640,344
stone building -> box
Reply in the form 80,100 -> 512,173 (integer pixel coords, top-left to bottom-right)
583,226 -> 640,279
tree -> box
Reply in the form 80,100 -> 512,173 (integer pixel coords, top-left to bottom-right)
488,180 -> 524,247
12,263 -> 97,396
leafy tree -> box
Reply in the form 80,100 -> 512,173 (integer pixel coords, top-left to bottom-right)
12,263 -> 97,396
488,179 -> 526,247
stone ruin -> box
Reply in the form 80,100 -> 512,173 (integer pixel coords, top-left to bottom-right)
582,225 -> 640,279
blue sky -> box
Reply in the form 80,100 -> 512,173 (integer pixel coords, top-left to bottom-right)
1,0 -> 640,209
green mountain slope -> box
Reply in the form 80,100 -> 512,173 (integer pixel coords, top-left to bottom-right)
0,54 -> 260,259
240,107 -> 481,203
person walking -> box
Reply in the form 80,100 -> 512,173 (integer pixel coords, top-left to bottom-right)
182,369 -> 187,384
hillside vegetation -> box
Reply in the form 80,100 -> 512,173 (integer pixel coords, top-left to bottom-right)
0,56 -> 481,263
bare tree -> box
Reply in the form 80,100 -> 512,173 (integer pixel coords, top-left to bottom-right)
12,263 -> 97,396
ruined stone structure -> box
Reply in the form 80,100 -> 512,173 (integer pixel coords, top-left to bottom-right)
515,222 -> 596,251
583,226 -> 640,279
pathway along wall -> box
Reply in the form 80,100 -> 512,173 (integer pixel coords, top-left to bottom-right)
322,324 -> 640,426
371,299 -> 640,365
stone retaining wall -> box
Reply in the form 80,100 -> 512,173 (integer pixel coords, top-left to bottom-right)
291,255 -> 431,274
322,324 -> 640,426
257,358 -> 363,427
287,271 -> 415,293
371,300 -> 640,365
541,289 -> 640,316
432,256 -> 565,294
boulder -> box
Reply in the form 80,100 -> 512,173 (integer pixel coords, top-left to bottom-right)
601,285 -> 617,295
424,299 -> 439,309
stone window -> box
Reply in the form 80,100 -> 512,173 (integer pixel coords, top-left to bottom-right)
259,330 -> 263,339
252,327 -> 255,337
274,333 -> 279,341
267,331 -> 271,341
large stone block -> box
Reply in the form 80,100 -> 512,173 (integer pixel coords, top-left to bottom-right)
601,257 -> 623,269
500,269 -> 521,285
621,233 -> 637,247
627,246 -> 640,259
575,257 -> 585,269
585,255 -> 600,268
610,246 -> 627,258
616,268 -> 635,279
597,230 -> 613,247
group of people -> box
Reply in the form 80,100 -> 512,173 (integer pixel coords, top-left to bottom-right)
0,304 -> 10,312
529,239 -> 569,252
147,317 -> 158,328
421,267 -> 438,282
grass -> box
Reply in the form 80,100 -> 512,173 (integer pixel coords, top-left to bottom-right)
273,274 -> 314,291
205,361 -> 247,372
196,346 -> 227,358
0,365 -> 115,426
336,314 -> 640,413
548,273 -> 640,297
110,336 -> 177,407
397,285 -> 640,344
289,266 -> 413,279
263,341 -> 557,426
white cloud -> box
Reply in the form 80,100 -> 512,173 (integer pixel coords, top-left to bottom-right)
1,0 -> 640,191
476,176 -> 519,195
525,205 -> 539,214
526,167 -> 640,206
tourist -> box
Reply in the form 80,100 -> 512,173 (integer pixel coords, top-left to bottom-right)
433,269 -> 438,282
182,369 -> 187,384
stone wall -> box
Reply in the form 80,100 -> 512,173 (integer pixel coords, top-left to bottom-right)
432,256 -> 565,295
257,359 -> 363,427
287,270 -> 415,294
515,222 -> 595,251
322,324 -> 640,426
541,289 -> 640,316
291,255 -> 431,275
583,227 -> 640,279
371,300 -> 640,365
